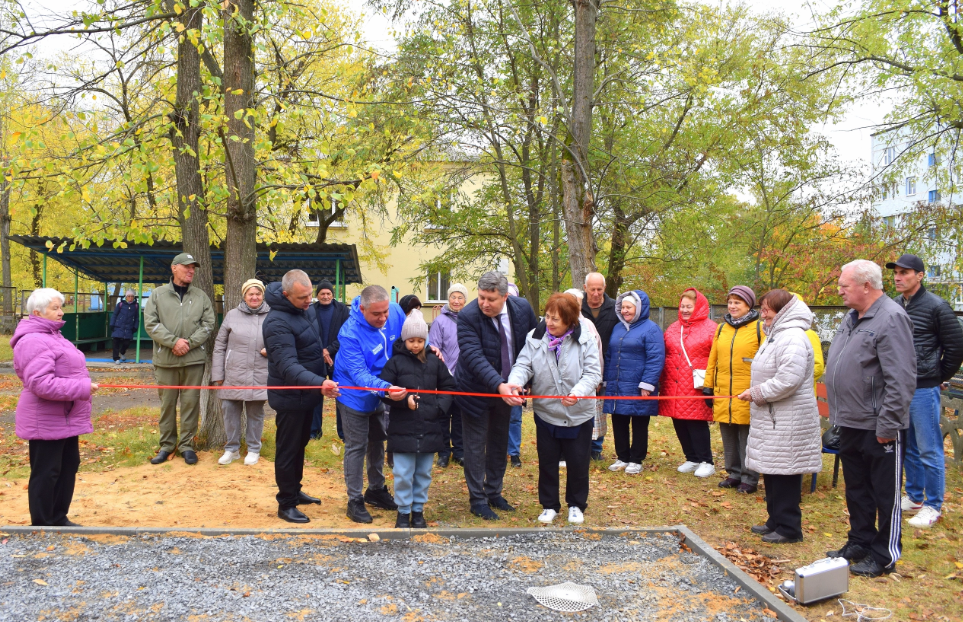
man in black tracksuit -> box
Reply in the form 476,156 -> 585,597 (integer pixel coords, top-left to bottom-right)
824,260 -> 916,578
263,272 -> 340,524
581,273 -> 619,460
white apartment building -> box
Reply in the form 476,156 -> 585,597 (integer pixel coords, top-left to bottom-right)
870,132 -> 963,309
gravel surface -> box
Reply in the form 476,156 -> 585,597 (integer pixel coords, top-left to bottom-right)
0,531 -> 778,621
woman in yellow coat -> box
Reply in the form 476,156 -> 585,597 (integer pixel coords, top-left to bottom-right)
704,286 -> 764,494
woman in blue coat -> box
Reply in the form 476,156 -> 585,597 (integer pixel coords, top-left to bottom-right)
110,290 -> 139,363
603,290 -> 665,474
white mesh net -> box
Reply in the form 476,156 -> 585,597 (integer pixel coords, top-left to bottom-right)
527,582 -> 599,612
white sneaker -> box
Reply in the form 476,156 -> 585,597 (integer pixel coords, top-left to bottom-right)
900,495 -> 923,514
559,461 -> 567,468
608,459 -> 627,472
568,507 -> 584,524
907,506 -> 940,528
218,450 -> 240,465
677,461 -> 699,473
624,462 -> 642,475
538,509 -> 557,524
693,462 -> 716,478
243,452 -> 259,466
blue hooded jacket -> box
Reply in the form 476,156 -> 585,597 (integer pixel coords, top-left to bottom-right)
603,290 -> 666,417
332,296 -> 407,412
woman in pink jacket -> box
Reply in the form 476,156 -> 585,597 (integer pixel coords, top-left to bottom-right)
13,288 -> 98,526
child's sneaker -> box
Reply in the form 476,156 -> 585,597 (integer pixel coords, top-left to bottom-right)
538,509 -> 557,524
608,459 -> 627,472
410,511 -> 427,528
568,507 -> 584,524
395,512 -> 411,528
625,462 -> 642,475
559,461 -> 567,468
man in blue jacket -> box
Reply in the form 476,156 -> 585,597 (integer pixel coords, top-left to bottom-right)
333,285 -> 410,523
456,271 -> 537,520
262,270 -> 340,524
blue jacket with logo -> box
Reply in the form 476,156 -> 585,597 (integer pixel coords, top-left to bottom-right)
332,296 -> 407,412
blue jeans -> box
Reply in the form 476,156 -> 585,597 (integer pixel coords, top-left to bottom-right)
507,405 -> 523,457
904,386 -> 944,511
392,452 -> 434,513
591,435 -> 604,454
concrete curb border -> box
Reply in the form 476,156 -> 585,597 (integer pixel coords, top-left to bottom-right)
1,524 -> 807,622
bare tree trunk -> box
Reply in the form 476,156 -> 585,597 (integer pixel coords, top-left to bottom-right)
561,0 -> 599,288
29,188 -> 45,288
0,113 -> 11,326
606,207 -> 629,299
170,5 -> 221,449
222,0 -> 257,312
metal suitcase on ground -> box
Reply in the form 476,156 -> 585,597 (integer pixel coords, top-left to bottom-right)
777,557 -> 849,605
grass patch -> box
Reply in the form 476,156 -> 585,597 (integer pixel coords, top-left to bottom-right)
0,340 -> 12,362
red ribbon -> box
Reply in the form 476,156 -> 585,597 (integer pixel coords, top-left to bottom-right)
97,384 -> 734,400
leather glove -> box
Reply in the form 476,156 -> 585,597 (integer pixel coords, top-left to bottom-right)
701,386 -> 714,409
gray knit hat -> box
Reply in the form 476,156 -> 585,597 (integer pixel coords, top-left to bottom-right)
401,309 -> 429,341
447,283 -> 469,300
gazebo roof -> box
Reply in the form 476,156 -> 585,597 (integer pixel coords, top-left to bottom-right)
10,236 -> 363,285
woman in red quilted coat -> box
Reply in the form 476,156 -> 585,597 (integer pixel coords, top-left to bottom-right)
660,288 -> 718,478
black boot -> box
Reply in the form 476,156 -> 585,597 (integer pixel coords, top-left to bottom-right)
364,486 -> 398,510
410,511 -> 428,528
395,511 -> 411,528
347,498 -> 373,524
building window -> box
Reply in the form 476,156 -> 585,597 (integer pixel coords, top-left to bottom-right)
906,177 -> 916,196
426,271 -> 451,302
928,153 -> 940,167
884,146 -> 895,165
306,199 -> 345,229
928,264 -> 942,278
883,215 -> 896,228
928,190 -> 941,203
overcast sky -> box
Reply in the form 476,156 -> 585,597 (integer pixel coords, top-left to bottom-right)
22,0 -> 886,168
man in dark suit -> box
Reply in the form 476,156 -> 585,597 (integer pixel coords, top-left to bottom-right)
310,280 -> 351,440
581,272 -> 619,460
456,271 -> 537,520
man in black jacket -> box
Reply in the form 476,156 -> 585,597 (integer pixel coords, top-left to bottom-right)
582,272 -> 618,460
263,271 -> 339,524
456,271 -> 537,520
310,280 -> 351,440
888,254 -> 963,529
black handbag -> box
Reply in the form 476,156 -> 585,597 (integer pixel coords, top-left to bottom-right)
822,425 -> 841,451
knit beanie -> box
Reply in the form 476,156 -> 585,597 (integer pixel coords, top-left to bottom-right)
401,309 -> 429,341
241,278 -> 265,296
727,285 -> 756,309
316,280 -> 334,295
447,283 -> 469,300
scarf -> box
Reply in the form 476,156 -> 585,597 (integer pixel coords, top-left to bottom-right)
546,327 -> 574,361
725,308 -> 759,329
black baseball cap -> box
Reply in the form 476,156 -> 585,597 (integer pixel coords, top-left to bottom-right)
885,253 -> 925,272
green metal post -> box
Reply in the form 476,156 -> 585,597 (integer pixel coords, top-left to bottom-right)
42,253 -> 47,287
136,255 -> 143,364
74,270 -> 79,344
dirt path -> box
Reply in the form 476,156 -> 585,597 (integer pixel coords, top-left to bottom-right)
0,451 -> 371,529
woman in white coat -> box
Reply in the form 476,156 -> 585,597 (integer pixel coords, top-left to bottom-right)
212,279 -> 270,465
737,289 -> 821,544
505,292 -> 602,525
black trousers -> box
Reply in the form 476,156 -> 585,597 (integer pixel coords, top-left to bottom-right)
440,401 -> 464,460
274,408 -> 313,509
763,473 -> 803,540
28,437 -> 80,526
112,338 -> 131,361
672,418 -> 714,464
611,414 -> 650,463
536,418 -> 593,512
461,400 -> 511,507
839,426 -> 903,569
